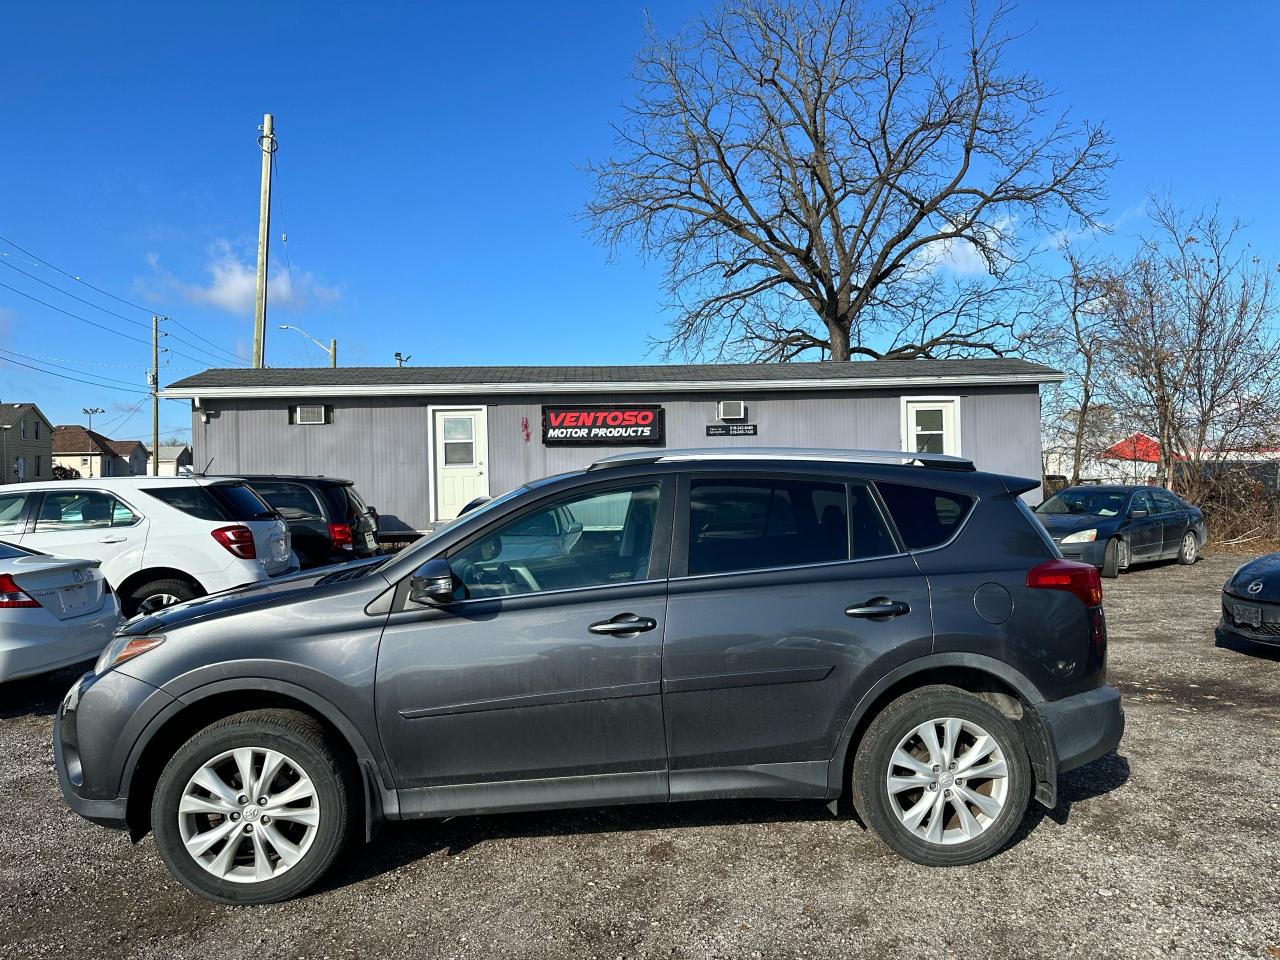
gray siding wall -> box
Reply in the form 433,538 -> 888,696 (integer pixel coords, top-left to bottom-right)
191,385 -> 1042,532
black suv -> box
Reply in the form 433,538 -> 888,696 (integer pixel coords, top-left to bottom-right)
237,475 -> 380,569
55,449 -> 1123,904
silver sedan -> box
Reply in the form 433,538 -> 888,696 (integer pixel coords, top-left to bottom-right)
0,540 -> 121,683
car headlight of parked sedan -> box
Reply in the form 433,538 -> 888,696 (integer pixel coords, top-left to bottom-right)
1060,528 -> 1098,544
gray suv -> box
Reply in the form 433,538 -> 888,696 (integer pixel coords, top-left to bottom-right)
54,449 -> 1123,903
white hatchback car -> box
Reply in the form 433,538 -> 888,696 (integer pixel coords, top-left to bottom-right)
0,477 -> 295,617
0,539 -> 121,682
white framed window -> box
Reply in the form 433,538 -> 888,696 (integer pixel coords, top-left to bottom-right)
34,421 -> 40,440
19,419 -> 26,440
901,398 -> 961,457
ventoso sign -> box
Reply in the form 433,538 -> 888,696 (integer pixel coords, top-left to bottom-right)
542,405 -> 665,446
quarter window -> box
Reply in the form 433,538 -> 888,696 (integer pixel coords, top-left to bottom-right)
449,482 -> 660,599
876,481 -> 975,550
252,481 -> 325,520
687,477 -> 872,576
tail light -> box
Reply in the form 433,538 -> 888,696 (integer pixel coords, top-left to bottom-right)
1026,558 -> 1103,607
0,573 -> 39,608
211,525 -> 258,559
328,522 -> 354,550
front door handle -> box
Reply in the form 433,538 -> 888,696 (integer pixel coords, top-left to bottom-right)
99,536 -> 126,544
845,599 -> 911,619
588,613 -> 658,636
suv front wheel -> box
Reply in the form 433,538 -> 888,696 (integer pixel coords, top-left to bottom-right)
151,709 -> 354,904
852,685 -> 1031,865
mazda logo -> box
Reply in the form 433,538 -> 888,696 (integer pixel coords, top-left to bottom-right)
1248,580 -> 1265,595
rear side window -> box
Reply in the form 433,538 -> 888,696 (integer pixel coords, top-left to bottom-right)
876,481 -> 975,550
0,492 -> 30,535
143,486 -> 228,522
206,483 -> 278,521
252,481 -> 325,520
687,477 -> 850,576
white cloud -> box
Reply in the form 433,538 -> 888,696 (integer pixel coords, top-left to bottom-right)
151,240 -> 340,316
911,216 -> 1016,277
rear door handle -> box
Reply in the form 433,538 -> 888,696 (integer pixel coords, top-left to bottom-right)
99,536 -> 126,544
845,599 -> 911,619
588,614 -> 658,636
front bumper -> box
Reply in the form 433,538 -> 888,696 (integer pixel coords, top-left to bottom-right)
54,668 -> 173,831
1217,592 -> 1280,647
1053,538 -> 1108,568
1039,684 -> 1125,774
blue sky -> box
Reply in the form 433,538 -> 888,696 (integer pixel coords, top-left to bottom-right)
2,1 -> 1278,442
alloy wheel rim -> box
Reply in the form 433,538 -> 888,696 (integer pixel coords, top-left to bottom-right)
1182,533 -> 1196,561
885,717 -> 1009,845
178,747 -> 321,884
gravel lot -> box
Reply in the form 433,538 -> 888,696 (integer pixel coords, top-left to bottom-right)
1,553 -> 1277,960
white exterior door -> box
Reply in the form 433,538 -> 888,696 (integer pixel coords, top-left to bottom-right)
903,400 -> 960,456
432,408 -> 488,522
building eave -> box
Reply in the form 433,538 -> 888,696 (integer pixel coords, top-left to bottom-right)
161,371 -> 1063,401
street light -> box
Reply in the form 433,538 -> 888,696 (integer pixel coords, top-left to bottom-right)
277,325 -> 337,367
83,407 -> 105,431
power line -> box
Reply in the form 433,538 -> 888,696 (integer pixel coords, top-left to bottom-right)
0,280 -> 151,345
0,352 -> 150,395
0,234 -> 250,367
0,347 -> 147,390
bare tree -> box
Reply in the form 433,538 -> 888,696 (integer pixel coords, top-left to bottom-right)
1101,199 -> 1280,498
586,0 -> 1113,361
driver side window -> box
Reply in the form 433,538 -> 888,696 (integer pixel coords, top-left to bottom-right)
448,481 -> 661,600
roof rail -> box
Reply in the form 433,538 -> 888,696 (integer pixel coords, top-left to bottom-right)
588,447 -> 976,472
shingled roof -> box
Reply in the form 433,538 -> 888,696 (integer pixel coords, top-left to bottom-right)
52,425 -> 117,456
165,358 -> 1062,397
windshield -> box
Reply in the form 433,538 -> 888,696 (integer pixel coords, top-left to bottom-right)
1037,489 -> 1127,518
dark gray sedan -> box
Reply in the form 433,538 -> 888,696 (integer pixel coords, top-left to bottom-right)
1033,485 -> 1206,578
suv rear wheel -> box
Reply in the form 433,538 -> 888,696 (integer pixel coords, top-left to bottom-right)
852,685 -> 1031,866
127,577 -> 200,617
151,709 -> 354,904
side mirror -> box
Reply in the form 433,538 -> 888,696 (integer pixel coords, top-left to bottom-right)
1130,508 -> 1149,519
409,557 -> 456,605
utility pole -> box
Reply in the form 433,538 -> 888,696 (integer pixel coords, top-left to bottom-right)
252,113 -> 276,368
395,352 -> 412,368
151,316 -> 160,475
82,407 -> 105,431
330,338 -> 337,368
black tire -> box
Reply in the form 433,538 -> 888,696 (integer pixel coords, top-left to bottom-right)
151,709 -> 355,904
1101,538 -> 1121,579
125,577 -> 200,617
852,685 -> 1031,866
1176,531 -> 1198,565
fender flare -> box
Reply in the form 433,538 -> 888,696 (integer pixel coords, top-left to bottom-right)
825,652 -> 1059,806
122,676 -> 400,836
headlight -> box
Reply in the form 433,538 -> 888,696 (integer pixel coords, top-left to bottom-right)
95,634 -> 165,676
1061,529 -> 1098,544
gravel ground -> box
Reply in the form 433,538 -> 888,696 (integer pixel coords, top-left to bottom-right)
1,553 -> 1277,960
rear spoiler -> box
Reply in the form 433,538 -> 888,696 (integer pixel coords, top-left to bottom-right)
997,474 -> 1042,497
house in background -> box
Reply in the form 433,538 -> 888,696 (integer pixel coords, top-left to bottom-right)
0,402 -> 55,482
107,439 -> 150,475
156,443 -> 194,476
52,425 -> 149,478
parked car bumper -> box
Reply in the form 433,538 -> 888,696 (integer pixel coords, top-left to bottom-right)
1039,684 -> 1125,774
1053,538 -> 1109,568
1217,592 -> 1280,647
0,594 -> 121,684
54,667 -> 173,830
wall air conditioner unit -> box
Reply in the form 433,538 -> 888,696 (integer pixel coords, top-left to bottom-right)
717,400 -> 746,421
295,404 -> 327,425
